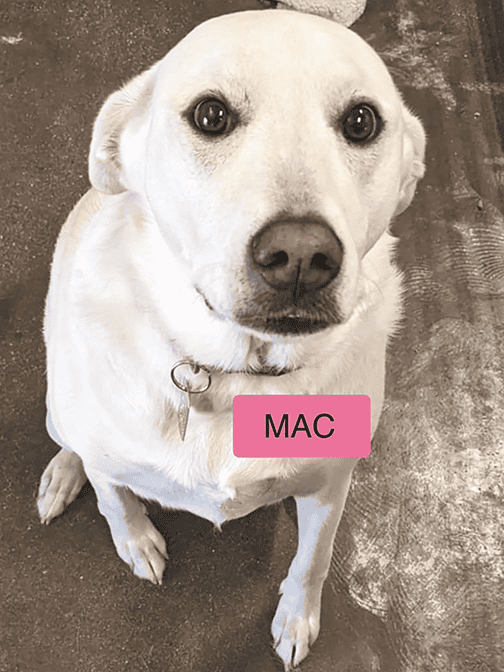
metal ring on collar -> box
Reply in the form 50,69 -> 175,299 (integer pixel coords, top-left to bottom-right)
170,360 -> 212,394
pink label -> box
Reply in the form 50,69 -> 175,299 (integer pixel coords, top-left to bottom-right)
233,395 -> 370,458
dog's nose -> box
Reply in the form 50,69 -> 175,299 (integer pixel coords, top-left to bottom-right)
250,220 -> 343,295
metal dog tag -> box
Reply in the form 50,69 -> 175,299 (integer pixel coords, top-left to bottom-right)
177,389 -> 191,441
170,361 -> 212,441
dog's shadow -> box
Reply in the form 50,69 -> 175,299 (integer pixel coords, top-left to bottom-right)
147,497 -> 293,582
146,498 -> 297,670
35,471 -> 398,671
145,500 -> 398,672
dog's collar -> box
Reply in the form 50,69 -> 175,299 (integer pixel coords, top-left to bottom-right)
210,365 -> 298,377
170,359 -> 298,441
170,359 -> 297,387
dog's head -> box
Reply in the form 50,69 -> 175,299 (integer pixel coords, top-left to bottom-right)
89,10 -> 425,373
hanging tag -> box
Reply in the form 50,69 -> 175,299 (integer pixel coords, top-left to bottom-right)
177,389 -> 191,441
170,361 -> 212,441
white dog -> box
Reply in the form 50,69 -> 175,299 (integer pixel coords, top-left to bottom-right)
37,10 -> 425,669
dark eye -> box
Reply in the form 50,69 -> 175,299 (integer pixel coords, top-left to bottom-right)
192,98 -> 231,136
342,104 -> 381,144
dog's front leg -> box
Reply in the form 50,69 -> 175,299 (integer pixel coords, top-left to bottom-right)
38,448 -> 88,524
272,459 -> 358,670
86,472 -> 169,585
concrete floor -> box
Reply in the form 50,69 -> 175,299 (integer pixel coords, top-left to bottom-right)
1,0 -> 504,670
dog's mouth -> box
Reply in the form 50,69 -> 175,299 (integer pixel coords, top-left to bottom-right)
196,286 -> 339,336
236,312 -> 330,335
236,299 -> 341,335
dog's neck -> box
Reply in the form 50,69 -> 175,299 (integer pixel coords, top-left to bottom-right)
171,359 -> 298,381
172,336 -> 300,380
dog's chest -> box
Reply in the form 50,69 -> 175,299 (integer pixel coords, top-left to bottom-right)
220,477 -> 285,521
127,465 -> 287,526
192,478 -> 287,525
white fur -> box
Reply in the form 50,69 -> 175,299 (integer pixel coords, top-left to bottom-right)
38,11 -> 425,670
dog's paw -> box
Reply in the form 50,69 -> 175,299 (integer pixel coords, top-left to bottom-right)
111,517 -> 169,586
37,449 -> 88,524
271,578 -> 322,670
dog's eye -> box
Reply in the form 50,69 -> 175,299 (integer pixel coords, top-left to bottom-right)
342,104 -> 381,144
192,98 -> 231,136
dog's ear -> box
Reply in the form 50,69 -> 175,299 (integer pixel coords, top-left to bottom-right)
89,63 -> 160,194
394,107 -> 426,217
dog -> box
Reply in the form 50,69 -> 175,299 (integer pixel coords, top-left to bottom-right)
37,10 -> 425,669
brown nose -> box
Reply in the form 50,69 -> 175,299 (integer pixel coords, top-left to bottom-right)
250,220 -> 343,296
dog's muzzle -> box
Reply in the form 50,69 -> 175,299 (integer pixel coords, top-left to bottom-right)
238,218 -> 344,335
